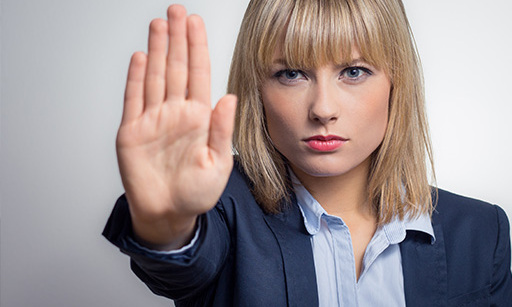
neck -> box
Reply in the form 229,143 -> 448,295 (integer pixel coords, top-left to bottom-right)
291,157 -> 374,220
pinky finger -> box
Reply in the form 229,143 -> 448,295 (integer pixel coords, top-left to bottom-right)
122,52 -> 147,125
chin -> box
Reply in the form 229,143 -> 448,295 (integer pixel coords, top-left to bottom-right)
292,162 -> 353,178
290,155 -> 370,179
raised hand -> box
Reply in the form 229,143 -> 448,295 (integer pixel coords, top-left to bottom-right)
116,5 -> 237,249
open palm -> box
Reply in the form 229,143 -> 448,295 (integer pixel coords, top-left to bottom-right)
116,5 -> 236,248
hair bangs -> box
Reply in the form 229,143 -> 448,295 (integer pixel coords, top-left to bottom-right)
256,0 -> 393,74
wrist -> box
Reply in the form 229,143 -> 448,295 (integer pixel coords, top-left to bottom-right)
131,214 -> 198,251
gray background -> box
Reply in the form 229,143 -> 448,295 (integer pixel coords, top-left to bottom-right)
1,0 -> 511,306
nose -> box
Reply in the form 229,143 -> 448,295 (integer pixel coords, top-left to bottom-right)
308,81 -> 340,125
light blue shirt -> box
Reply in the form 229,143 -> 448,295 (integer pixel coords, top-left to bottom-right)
292,177 -> 435,307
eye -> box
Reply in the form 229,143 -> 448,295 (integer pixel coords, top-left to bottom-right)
340,66 -> 372,82
282,70 -> 302,79
345,68 -> 364,78
274,69 -> 306,84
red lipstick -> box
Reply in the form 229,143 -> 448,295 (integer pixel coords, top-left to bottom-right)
304,135 -> 347,152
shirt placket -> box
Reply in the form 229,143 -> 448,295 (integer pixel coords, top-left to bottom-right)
327,216 -> 358,307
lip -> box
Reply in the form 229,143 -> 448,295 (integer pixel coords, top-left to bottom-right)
303,135 -> 348,152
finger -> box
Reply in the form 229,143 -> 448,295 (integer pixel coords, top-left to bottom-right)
187,15 -> 211,104
166,5 -> 188,100
208,95 -> 237,158
122,52 -> 147,124
144,19 -> 169,110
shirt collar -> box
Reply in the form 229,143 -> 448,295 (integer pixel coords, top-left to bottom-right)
291,171 -> 436,243
380,213 -> 436,245
403,212 -> 436,243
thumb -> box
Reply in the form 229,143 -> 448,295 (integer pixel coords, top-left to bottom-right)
208,94 -> 237,159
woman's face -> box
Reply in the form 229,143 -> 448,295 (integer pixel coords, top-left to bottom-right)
261,48 -> 391,181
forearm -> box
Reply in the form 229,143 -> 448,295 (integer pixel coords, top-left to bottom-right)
103,194 -> 231,300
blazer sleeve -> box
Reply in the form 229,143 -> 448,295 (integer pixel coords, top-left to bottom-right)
491,205 -> 512,306
102,194 -> 231,301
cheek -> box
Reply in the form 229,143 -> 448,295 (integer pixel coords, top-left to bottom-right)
262,90 -> 282,135
353,86 -> 390,143
262,88 -> 300,140
370,94 -> 389,136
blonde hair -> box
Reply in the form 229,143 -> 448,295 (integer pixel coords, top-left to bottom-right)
228,0 -> 435,223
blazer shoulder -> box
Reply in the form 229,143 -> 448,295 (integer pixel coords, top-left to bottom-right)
431,188 -> 509,266
433,188 -> 501,227
431,188 -> 507,257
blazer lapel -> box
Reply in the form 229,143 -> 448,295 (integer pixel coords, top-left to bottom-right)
263,199 -> 319,307
400,223 -> 448,307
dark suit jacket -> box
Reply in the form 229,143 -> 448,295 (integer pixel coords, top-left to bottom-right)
103,163 -> 512,306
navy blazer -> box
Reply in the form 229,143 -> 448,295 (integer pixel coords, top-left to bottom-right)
104,163 -> 512,306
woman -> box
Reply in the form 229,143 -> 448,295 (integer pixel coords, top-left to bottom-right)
104,0 -> 512,306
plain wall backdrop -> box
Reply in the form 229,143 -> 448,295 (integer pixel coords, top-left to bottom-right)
1,0 -> 511,306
